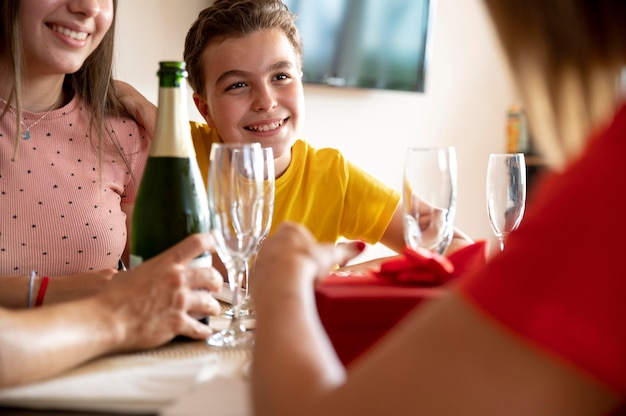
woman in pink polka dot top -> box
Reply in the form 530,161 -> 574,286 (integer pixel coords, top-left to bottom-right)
0,0 -> 152,307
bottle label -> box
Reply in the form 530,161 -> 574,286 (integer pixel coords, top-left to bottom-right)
151,89 -> 196,158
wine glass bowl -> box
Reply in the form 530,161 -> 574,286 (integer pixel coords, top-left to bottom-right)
403,147 -> 457,254
229,146 -> 274,317
206,142 -> 268,348
486,153 -> 526,251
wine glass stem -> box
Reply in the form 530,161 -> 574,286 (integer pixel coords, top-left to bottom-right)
229,261 -> 246,327
244,260 -> 250,301
244,238 -> 265,301
244,249 -> 257,301
498,236 -> 505,251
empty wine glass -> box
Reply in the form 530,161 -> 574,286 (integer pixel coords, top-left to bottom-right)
207,142 -> 267,348
227,146 -> 274,317
403,147 -> 457,254
486,153 -> 526,251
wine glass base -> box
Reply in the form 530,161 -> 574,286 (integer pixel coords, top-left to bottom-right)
224,295 -> 255,317
206,326 -> 254,348
224,307 -> 255,317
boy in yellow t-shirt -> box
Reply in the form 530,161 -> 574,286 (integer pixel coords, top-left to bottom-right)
120,0 -> 471,261
184,0 -> 471,258
183,0 -> 406,255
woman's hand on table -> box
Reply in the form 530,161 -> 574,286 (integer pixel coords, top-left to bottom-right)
0,234 -> 223,388
96,233 -> 224,351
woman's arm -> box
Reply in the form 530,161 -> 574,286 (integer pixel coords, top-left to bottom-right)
378,203 -> 408,253
0,233 -> 223,388
251,223 -> 618,416
251,223 -> 363,414
114,80 -> 157,138
0,270 -> 118,309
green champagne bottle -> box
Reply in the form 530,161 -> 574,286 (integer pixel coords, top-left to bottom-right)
130,61 -> 210,270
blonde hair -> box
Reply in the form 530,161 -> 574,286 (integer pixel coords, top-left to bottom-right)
483,0 -> 626,168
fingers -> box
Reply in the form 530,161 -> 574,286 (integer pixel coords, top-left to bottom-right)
310,241 -> 365,281
163,233 -> 216,267
186,265 -> 224,293
331,241 -> 367,268
278,221 -> 365,270
177,314 -> 213,340
257,222 -> 366,282
176,290 -> 223,340
187,289 -> 223,317
162,238 -> 224,315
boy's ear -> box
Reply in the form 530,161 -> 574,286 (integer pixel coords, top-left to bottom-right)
192,92 -> 216,128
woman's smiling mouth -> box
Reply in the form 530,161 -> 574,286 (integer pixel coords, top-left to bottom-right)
50,24 -> 89,41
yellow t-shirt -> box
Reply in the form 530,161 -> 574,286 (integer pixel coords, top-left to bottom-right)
190,121 -> 219,189
190,121 -> 400,244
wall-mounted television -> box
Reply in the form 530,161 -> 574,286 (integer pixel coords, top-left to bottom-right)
282,0 -> 433,93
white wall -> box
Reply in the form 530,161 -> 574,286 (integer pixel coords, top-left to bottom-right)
115,0 -> 517,259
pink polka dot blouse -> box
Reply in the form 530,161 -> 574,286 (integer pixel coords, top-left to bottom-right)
0,95 -> 151,276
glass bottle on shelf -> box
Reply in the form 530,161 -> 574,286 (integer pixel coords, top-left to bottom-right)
505,104 -> 549,194
506,104 -> 530,154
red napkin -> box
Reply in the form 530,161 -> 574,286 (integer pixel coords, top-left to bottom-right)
371,241 -> 488,286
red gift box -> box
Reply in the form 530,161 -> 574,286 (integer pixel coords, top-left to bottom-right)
315,274 -> 445,367
314,241 -> 488,367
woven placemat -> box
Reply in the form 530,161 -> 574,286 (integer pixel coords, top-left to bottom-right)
66,341 -> 251,378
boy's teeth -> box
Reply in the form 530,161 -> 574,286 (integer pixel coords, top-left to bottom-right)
52,25 -> 88,41
249,119 -> 284,132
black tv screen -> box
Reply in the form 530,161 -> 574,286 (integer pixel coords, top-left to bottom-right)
282,0 -> 432,93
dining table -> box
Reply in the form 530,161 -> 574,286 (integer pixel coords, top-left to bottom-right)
0,248 -> 468,416
0,284 -> 253,416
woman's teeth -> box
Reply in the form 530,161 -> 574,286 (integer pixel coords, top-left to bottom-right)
52,25 -> 88,41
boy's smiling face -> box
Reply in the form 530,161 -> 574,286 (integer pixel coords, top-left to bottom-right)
194,28 -> 305,174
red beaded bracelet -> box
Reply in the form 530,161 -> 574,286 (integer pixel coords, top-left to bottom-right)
35,276 -> 49,307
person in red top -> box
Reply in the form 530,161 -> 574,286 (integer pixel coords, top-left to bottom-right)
249,0 -> 626,414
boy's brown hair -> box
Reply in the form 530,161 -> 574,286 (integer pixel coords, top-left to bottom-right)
184,0 -> 303,96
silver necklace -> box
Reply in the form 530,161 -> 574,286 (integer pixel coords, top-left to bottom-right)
1,98 -> 56,140
19,103 -> 56,140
